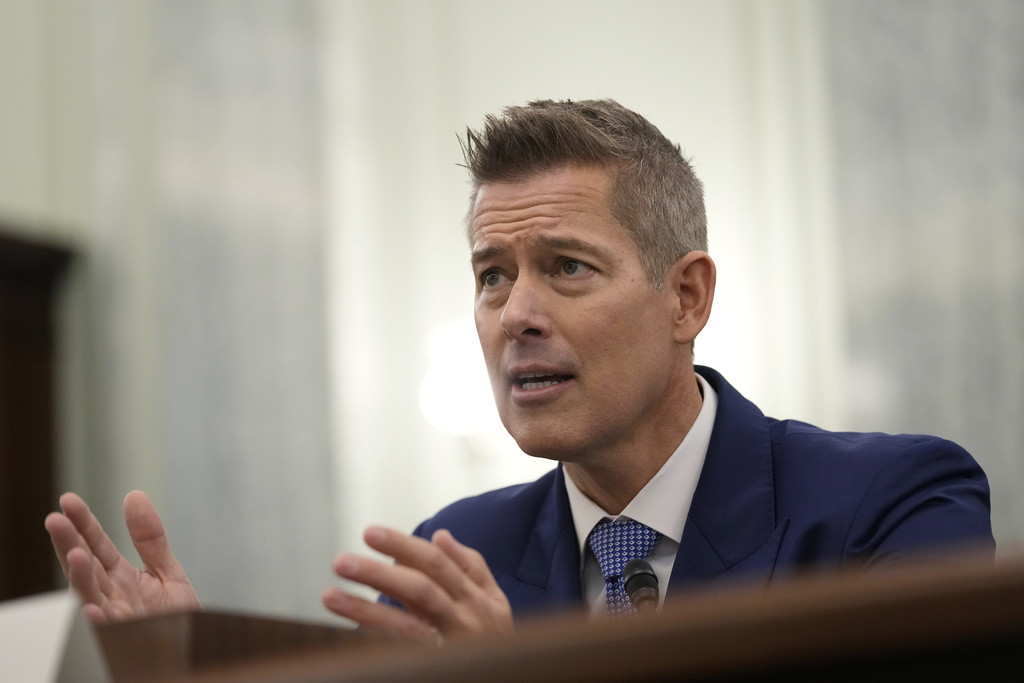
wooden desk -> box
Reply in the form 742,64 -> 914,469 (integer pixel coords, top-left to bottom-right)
97,552 -> 1024,682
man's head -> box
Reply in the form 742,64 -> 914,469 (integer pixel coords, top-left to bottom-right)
462,99 -> 707,285
465,101 -> 716,470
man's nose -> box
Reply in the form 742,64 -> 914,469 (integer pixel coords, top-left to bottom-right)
499,277 -> 549,341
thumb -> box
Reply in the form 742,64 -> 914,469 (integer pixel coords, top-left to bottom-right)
123,490 -> 184,577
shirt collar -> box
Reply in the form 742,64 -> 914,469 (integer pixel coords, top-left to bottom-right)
564,372 -> 718,553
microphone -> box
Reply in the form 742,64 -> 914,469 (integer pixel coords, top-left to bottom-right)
622,558 -> 659,613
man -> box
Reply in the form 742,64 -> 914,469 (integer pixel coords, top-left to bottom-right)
46,99 -> 994,644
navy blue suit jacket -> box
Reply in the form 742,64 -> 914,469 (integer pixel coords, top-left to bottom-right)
409,366 -> 994,620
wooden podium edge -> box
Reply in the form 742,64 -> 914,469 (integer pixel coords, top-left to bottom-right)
178,552 -> 1024,682
96,609 -> 368,681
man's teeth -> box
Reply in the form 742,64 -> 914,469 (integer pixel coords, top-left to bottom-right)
517,373 -> 569,390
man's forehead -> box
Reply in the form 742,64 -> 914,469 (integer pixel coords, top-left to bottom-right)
468,167 -> 617,241
470,233 -> 608,265
465,163 -> 618,244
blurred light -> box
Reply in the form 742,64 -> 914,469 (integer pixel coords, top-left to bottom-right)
419,318 -> 503,436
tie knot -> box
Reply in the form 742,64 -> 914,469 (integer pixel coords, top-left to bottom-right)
587,518 -> 661,582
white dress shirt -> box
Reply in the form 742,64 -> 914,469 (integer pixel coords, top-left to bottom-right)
563,372 -> 718,614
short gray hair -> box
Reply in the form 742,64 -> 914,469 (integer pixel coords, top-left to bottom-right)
462,99 -> 707,283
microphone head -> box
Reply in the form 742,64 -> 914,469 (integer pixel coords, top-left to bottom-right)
622,558 -> 659,611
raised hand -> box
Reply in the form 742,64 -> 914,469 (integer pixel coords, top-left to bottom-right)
44,491 -> 201,623
322,526 -> 514,644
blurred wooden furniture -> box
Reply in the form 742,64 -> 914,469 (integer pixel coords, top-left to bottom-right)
0,229 -> 71,601
96,610 -> 369,681
95,552 -> 1024,682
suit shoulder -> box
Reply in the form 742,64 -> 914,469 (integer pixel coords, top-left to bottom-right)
766,419 -> 992,561
766,419 -> 988,521
768,419 -> 975,467
412,468 -> 559,542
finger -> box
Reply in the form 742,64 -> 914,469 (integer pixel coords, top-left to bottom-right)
362,526 -> 473,601
66,546 -> 111,617
321,587 -> 436,644
46,510 -> 119,602
59,493 -> 124,572
333,553 -> 462,631
45,511 -> 82,578
123,491 -> 185,579
432,529 -> 503,595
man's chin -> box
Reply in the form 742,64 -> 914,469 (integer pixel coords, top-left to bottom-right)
510,431 -> 583,463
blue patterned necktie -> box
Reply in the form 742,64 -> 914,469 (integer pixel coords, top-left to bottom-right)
587,518 -> 662,616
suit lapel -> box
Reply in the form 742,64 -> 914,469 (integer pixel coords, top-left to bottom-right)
669,367 -> 788,594
502,466 -> 582,616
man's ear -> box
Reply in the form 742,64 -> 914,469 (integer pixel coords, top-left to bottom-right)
666,251 -> 716,345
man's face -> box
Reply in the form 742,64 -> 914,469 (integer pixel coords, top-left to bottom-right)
470,165 -> 687,463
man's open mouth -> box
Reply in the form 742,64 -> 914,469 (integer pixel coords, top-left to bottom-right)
515,373 -> 574,390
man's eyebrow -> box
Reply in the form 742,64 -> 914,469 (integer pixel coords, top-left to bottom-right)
470,245 -> 504,267
470,235 -> 608,267
531,235 -> 604,257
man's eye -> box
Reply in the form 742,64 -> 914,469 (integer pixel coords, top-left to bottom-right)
560,258 -> 586,276
482,271 -> 503,288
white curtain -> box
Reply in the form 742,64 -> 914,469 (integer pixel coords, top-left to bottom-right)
77,0 -> 338,619
827,0 -> 1024,547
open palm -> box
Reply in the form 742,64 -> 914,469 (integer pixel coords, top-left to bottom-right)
45,491 -> 200,623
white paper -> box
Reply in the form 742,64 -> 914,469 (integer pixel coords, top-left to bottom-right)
0,591 -> 109,682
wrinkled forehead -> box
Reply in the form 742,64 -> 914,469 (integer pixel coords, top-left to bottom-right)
467,165 -> 619,246
464,163 -> 621,244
